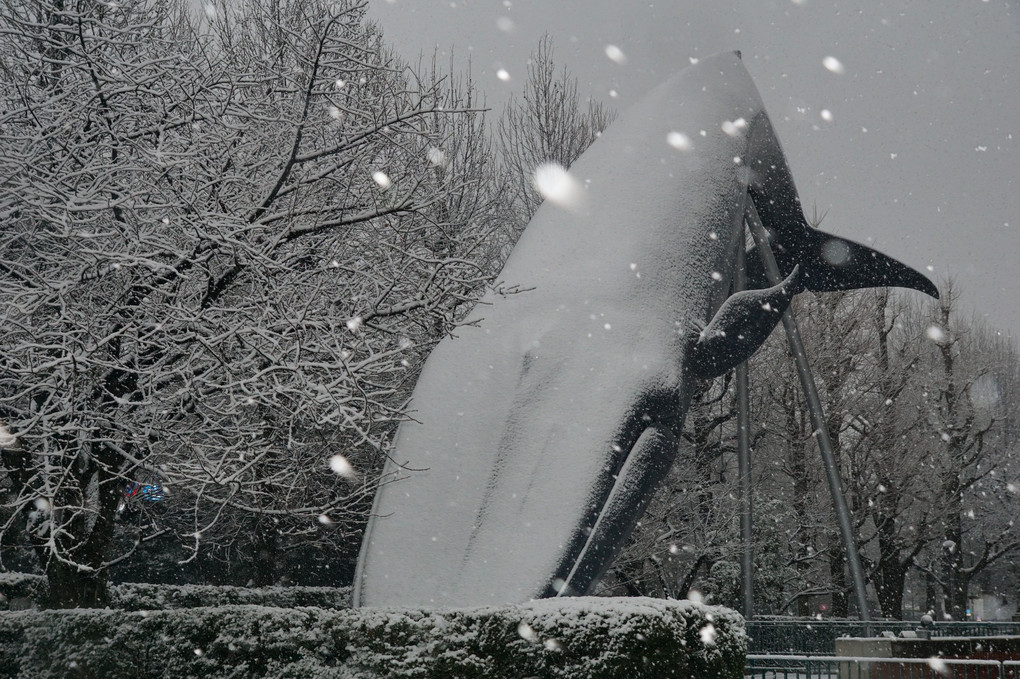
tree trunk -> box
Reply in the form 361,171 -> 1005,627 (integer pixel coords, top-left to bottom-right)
942,507 -> 967,619
829,537 -> 849,617
787,392 -> 812,617
875,560 -> 907,619
925,569 -> 939,615
45,559 -> 110,609
41,446 -> 122,608
250,519 -> 279,587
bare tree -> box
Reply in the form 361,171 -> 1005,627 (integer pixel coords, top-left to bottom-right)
907,283 -> 1020,619
0,0 -> 506,605
497,35 -> 615,233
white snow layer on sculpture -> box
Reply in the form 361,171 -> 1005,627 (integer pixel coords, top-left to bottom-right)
354,51 -> 935,608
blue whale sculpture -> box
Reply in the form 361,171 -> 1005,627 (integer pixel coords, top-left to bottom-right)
353,52 -> 937,608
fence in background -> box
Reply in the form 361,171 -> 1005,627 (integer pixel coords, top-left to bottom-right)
746,620 -> 1020,655
745,655 -> 1020,679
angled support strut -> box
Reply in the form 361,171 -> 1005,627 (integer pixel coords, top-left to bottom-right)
744,201 -> 871,622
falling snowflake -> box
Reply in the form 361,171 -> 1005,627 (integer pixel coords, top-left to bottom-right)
427,147 -> 448,168
721,118 -> 747,136
543,638 -> 565,651
823,56 -> 845,74
604,45 -> 627,64
700,624 -> 717,645
926,325 -> 948,344
517,621 -> 539,642
496,68 -> 511,82
667,131 -> 692,151
0,424 -> 16,448
532,162 -> 583,210
372,171 -> 392,189
329,454 -> 357,479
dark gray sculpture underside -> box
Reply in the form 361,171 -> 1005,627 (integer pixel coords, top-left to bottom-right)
353,52 -> 936,608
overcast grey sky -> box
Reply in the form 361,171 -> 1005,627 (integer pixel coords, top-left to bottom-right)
367,0 -> 1020,338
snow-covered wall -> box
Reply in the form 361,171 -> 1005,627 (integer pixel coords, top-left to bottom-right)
0,596 -> 745,678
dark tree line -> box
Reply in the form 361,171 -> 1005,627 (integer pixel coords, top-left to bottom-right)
605,282 -> 1020,620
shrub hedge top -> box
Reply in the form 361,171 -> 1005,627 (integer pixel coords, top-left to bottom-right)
0,574 -> 352,611
0,596 -> 745,679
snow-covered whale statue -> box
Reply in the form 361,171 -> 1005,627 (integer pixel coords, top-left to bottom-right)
353,51 -> 937,608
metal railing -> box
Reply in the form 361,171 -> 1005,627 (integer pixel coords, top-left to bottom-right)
746,620 -> 1020,655
746,655 -> 1007,679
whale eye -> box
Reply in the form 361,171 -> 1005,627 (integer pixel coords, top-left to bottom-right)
821,238 -> 851,266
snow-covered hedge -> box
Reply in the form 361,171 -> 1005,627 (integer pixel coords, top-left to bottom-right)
0,597 -> 744,678
0,573 -> 351,611
112,582 -> 353,611
0,573 -> 43,607
348,597 -> 746,678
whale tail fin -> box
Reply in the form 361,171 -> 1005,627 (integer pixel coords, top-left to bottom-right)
745,224 -> 939,299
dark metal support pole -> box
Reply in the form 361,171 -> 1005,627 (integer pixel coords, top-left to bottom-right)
735,231 -> 754,619
744,202 -> 871,621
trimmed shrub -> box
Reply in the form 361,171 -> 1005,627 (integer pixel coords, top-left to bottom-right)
0,573 -> 44,609
0,606 -> 357,679
0,597 -> 744,679
348,597 -> 745,678
0,575 -> 352,611
111,582 -> 353,611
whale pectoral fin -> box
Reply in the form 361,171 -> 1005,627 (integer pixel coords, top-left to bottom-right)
745,228 -> 939,298
553,426 -> 679,597
689,265 -> 799,379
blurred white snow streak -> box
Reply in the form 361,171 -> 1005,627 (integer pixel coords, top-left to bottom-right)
926,325 -> 948,344
427,146 -> 448,168
721,118 -> 747,136
667,131 -> 692,151
604,45 -> 627,64
823,56 -> 845,74
700,623 -> 717,645
533,162 -> 584,210
927,657 -> 948,676
329,454 -> 358,480
516,621 -> 539,642
0,423 -> 16,448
